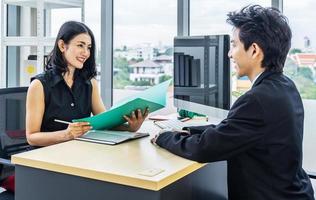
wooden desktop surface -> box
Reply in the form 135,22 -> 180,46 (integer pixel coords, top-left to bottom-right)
12,118 -> 219,191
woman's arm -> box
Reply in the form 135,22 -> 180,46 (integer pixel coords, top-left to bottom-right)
91,78 -> 106,115
26,80 -> 91,146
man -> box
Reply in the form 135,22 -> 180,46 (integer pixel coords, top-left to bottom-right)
152,5 -> 314,200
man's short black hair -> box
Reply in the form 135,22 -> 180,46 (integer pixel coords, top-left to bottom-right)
227,5 -> 292,72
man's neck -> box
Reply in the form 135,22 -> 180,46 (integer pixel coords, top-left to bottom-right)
248,67 -> 265,82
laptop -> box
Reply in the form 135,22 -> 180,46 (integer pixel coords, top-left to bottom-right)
75,130 -> 149,145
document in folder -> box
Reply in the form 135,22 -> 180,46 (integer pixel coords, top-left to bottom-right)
73,80 -> 171,130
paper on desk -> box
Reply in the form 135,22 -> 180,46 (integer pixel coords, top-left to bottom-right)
73,79 -> 172,130
138,168 -> 165,177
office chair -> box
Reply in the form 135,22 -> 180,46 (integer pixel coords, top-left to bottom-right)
0,87 -> 30,198
0,191 -> 14,200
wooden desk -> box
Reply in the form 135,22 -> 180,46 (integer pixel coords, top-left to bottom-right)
12,120 -> 227,200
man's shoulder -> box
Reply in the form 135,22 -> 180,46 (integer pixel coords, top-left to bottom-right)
230,91 -> 262,112
246,73 -> 302,113
252,73 -> 297,97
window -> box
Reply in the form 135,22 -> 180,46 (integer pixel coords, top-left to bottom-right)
283,0 -> 316,175
49,8 -> 82,37
113,0 -> 176,108
48,0 -> 101,80
190,0 -> 271,100
191,0 -> 271,36
1,0 -> 100,88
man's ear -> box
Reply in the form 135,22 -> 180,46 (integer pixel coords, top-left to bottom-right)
251,43 -> 263,60
57,40 -> 66,53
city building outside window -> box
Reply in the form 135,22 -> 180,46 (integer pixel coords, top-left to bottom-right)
113,0 -> 176,114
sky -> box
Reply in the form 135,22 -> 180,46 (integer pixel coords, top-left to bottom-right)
47,0 -> 316,51
283,0 -> 316,50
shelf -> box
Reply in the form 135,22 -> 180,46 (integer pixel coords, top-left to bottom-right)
174,85 -> 217,96
4,0 -> 83,9
1,0 -> 85,87
3,36 -> 55,46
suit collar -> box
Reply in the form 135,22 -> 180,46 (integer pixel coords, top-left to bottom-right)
252,70 -> 280,88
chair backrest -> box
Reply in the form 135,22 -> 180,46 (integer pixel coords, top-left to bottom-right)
0,191 -> 14,200
0,87 -> 30,180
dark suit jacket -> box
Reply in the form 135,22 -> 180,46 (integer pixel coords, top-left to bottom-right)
156,71 -> 315,200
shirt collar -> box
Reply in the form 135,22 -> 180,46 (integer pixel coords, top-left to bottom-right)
252,70 -> 282,88
50,68 -> 90,87
251,71 -> 264,86
50,69 -> 64,87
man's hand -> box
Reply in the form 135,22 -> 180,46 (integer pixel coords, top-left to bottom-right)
150,134 -> 159,145
151,129 -> 190,146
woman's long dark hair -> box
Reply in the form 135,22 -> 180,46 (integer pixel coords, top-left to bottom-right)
46,21 -> 97,80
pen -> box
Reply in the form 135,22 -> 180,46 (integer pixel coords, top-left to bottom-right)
180,117 -> 191,122
54,119 -> 72,125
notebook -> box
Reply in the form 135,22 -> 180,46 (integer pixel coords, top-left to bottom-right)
75,130 -> 149,145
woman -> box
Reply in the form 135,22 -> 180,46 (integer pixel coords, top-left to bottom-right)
26,21 -> 147,147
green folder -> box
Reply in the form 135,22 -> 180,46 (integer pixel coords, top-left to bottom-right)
73,79 -> 172,130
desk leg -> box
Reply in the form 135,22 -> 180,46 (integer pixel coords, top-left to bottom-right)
189,161 -> 228,200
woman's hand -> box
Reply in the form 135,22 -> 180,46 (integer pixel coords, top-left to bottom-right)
123,108 -> 149,132
65,122 -> 92,139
